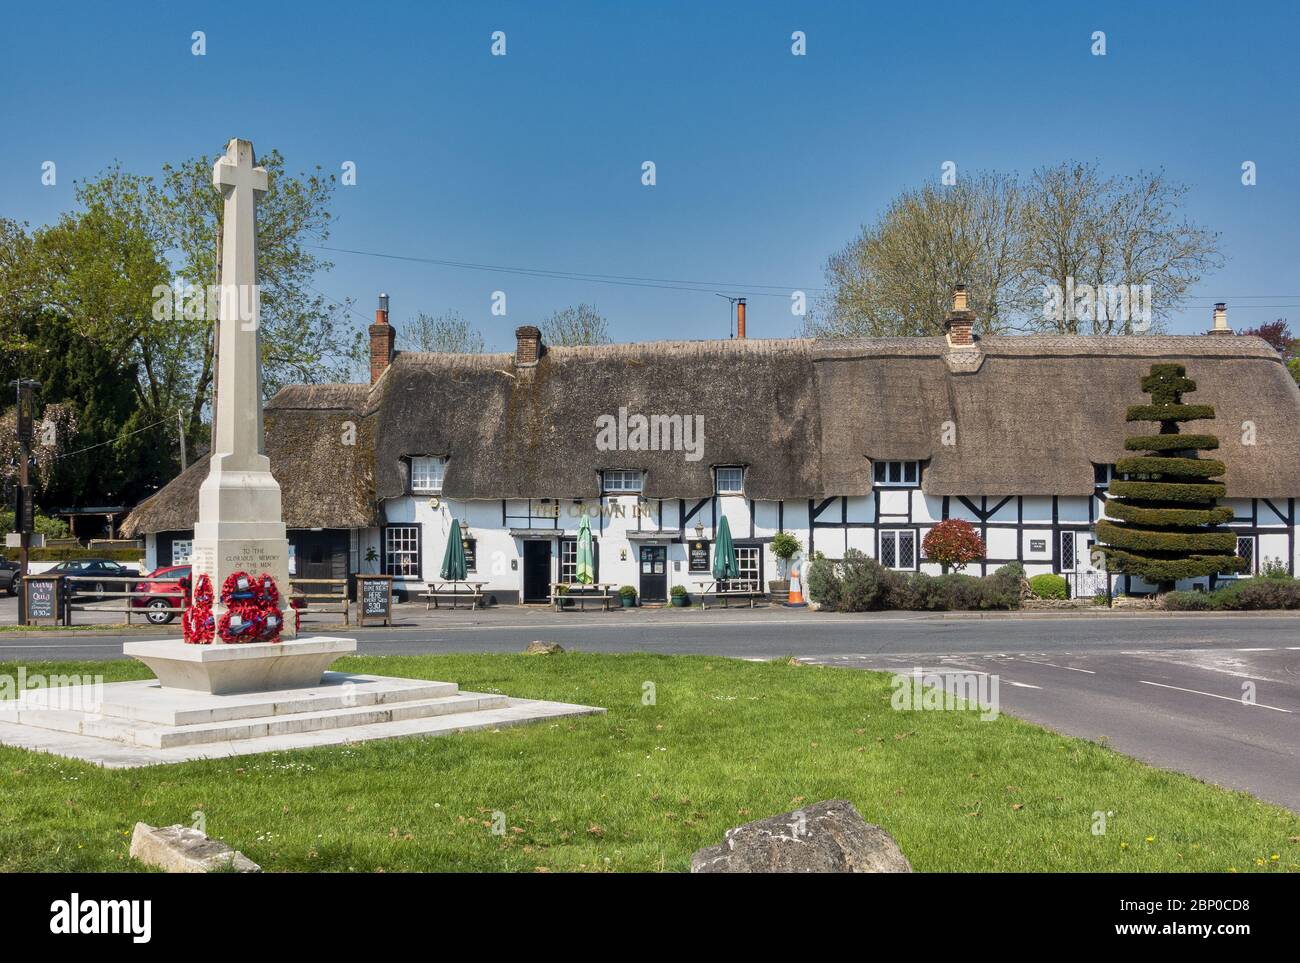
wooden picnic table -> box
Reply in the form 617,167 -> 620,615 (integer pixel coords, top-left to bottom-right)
697,579 -> 765,610
550,581 -> 617,612
421,580 -> 488,610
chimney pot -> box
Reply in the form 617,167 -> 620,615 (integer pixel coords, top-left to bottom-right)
952,284 -> 969,313
1209,301 -> 1232,335
515,325 -> 543,366
369,292 -> 397,383
736,298 -> 747,339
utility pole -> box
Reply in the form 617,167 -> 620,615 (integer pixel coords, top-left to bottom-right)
10,379 -> 40,624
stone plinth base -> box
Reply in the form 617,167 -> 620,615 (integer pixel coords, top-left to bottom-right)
0,671 -> 605,768
123,637 -> 356,695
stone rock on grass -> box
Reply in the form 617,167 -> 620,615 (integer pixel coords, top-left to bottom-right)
691,799 -> 912,873
129,822 -> 261,874
525,641 -> 565,655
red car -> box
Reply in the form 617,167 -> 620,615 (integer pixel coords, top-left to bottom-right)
131,565 -> 191,624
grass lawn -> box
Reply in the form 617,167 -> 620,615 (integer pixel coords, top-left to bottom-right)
1,652 -> 1296,873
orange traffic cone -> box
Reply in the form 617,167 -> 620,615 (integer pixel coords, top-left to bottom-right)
787,562 -> 806,607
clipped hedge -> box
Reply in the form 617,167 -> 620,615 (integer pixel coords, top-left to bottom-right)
1102,502 -> 1234,528
1125,403 -> 1215,422
806,551 -> 1021,612
1101,548 -> 1241,581
1115,456 -> 1226,479
1107,480 -> 1225,503
24,547 -> 144,562
1094,521 -> 1236,554
1124,434 -> 1219,452
1028,573 -> 1068,599
1162,577 -> 1300,611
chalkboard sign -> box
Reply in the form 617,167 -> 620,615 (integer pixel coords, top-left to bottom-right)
463,538 -> 477,573
689,540 -> 711,573
24,575 -> 60,625
356,574 -> 393,626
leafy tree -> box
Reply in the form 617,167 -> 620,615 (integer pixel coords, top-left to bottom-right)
540,303 -> 610,346
1239,319 -> 1298,385
922,519 -> 986,573
1096,363 -> 1242,592
400,311 -> 486,353
814,163 -> 1221,337
810,172 -> 1028,337
1021,164 -> 1221,334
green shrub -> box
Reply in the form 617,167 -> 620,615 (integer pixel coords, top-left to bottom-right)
805,553 -> 841,609
1161,577 -> 1300,611
618,585 -> 637,599
837,550 -> 892,611
1028,573 -> 1068,600
670,584 -> 687,597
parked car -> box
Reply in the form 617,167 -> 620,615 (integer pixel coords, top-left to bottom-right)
0,556 -> 18,596
130,565 -> 191,624
44,559 -> 140,601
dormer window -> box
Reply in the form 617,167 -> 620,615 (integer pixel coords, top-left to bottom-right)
411,456 -> 447,493
1094,464 -> 1120,489
873,460 -> 920,488
715,466 -> 744,495
602,469 -> 643,494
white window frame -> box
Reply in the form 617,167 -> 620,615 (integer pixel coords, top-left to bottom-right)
879,529 -> 918,571
1060,530 -> 1077,572
602,469 -> 643,493
715,466 -> 744,495
874,460 -> 920,488
384,525 -> 421,579
734,545 -> 761,587
410,456 -> 447,493
1228,535 -> 1256,577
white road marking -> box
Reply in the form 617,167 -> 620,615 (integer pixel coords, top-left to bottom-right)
1237,648 -> 1274,652
1012,658 -> 1096,674
1139,680 -> 1293,713
1006,681 -> 1042,689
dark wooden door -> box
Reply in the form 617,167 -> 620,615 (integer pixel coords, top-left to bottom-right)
639,545 -> 667,602
523,540 -> 552,602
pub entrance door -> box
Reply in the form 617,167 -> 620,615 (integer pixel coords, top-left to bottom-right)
638,544 -> 668,602
522,540 -> 552,603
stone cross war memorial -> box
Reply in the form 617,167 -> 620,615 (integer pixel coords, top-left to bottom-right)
0,138 -> 602,768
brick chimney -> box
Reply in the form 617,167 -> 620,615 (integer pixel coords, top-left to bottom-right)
369,293 -> 397,384
515,325 -> 543,366
944,285 -> 975,346
1208,302 -> 1233,336
736,298 -> 747,339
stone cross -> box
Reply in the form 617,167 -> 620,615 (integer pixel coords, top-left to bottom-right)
190,138 -> 294,639
211,139 -> 268,470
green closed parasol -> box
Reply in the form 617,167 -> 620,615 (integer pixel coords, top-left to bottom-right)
440,519 -> 467,580
712,515 -> 738,580
576,513 -> 595,585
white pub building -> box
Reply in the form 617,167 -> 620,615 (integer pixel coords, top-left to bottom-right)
124,295 -> 1300,604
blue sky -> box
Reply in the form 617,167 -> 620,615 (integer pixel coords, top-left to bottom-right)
2,0 -> 1297,351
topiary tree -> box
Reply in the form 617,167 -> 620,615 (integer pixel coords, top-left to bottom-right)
922,519 -> 985,573
1096,363 -> 1242,593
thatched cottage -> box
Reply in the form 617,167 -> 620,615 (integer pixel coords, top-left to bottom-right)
121,296 -> 1300,603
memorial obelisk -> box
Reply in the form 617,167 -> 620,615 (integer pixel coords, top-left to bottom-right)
189,138 -> 294,639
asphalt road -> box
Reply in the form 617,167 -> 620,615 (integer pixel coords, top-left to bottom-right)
3,606 -> 1297,810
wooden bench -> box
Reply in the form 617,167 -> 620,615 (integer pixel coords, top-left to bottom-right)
421,581 -> 487,610
698,580 -> 765,610
288,579 -> 350,625
550,582 -> 616,612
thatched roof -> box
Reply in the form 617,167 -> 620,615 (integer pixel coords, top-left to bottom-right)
120,384 -> 374,537
122,332 -> 1300,534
